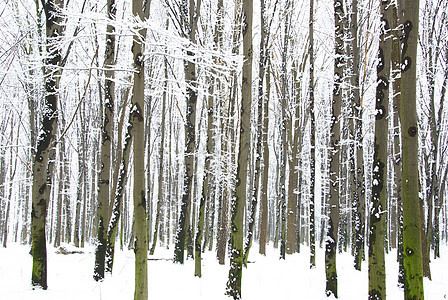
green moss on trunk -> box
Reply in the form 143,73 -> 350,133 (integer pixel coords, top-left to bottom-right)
399,0 -> 424,298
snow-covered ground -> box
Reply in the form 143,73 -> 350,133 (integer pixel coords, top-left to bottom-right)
1,243 -> 446,299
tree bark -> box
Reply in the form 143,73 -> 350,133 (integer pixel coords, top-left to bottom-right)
144,79 -> 152,246
216,80 -> 233,265
243,0 -> 266,262
195,79 -> 214,277
391,1 -> 405,286
74,117 -> 84,248
80,100 -> 88,248
226,0 -> 252,297
23,81 -> 37,245
53,125 -> 64,248
216,0 -> 234,264
399,0 -> 424,298
419,198 -> 432,279
150,56 -> 167,255
131,0 -> 151,299
30,0 -> 63,289
279,3 -> 290,260
105,104 -> 134,273
258,58 -> 270,256
308,0 -> 316,265
292,59 -> 306,254
174,0 -> 201,264
368,1 -> 391,297
93,0 -> 117,281
350,0 -> 365,272
325,0 -> 343,297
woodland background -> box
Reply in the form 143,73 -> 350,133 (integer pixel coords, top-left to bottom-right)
0,0 -> 447,298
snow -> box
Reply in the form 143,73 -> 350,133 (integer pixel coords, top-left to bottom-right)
1,243 -> 447,299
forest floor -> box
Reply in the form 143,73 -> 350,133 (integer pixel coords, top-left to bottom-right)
0,242 -> 446,299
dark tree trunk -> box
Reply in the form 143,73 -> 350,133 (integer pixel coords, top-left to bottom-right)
105,106 -> 134,273
325,0 -> 344,297
368,2 -> 391,297
30,0 -> 63,289
399,0 -> 425,297
308,0 -> 316,267
93,0 -> 117,281
226,0 -> 252,298
174,0 -> 200,264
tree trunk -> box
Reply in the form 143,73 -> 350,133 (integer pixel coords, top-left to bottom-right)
320,139 -> 329,249
216,82 -> 234,264
399,0 -> 424,298
64,166 -> 72,244
24,76 -> 37,245
419,198 -> 432,279
131,0 -> 151,299
350,0 -> 365,271
325,0 -> 343,297
165,99 -> 173,246
104,85 -> 132,271
105,105 -> 134,273
279,3 -> 290,260
53,126 -> 64,248
391,1 -> 405,286
308,0 -> 316,265
259,58 -> 270,256
80,101 -> 88,248
146,103 -> 153,247
0,134 -> 6,247
226,0 -> 251,297
292,59 -> 305,254
174,0 -> 201,264
243,0 -> 265,259
93,0 -> 117,281
150,56 -> 167,255
257,0 -> 271,257
195,78 -> 214,277
188,105 -> 206,259
30,0 -> 63,289
215,0 -> 232,264
368,1 -> 391,297
74,123 -> 83,248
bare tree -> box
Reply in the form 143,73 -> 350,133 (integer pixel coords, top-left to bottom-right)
226,0 -> 252,297
325,0 -> 344,297
93,0 -> 117,281
351,0 -> 365,272
173,0 -> 202,264
30,0 -> 64,289
308,0 -> 316,266
399,0 -> 424,298
368,0 -> 392,297
131,0 -> 151,298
